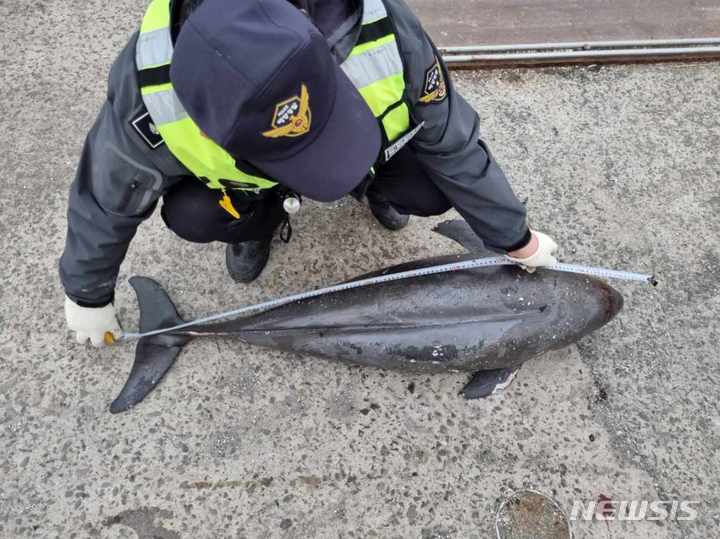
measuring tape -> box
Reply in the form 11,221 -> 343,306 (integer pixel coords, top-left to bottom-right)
120,258 -> 656,341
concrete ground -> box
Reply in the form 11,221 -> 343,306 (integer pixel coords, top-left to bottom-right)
1,1 -> 719,538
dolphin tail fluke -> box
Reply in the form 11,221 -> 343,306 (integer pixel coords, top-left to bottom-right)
110,277 -> 191,414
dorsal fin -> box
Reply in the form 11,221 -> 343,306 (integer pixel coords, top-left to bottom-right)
433,219 -> 492,255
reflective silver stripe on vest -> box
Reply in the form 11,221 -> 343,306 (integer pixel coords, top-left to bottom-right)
341,40 -> 403,89
362,0 -> 387,24
142,89 -> 188,125
136,27 -> 173,70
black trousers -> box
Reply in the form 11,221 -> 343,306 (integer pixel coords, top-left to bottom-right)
161,145 -> 452,244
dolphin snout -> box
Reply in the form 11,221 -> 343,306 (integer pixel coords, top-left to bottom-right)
601,283 -> 624,324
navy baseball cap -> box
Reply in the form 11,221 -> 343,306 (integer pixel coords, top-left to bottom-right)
170,0 -> 382,202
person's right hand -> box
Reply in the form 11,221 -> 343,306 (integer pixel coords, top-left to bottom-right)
507,230 -> 559,273
65,296 -> 123,347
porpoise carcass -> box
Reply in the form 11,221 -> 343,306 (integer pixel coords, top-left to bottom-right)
110,220 -> 623,413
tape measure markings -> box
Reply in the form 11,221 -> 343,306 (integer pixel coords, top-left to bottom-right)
122,258 -> 655,341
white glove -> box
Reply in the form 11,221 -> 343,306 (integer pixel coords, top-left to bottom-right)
65,296 -> 123,347
507,230 -> 558,273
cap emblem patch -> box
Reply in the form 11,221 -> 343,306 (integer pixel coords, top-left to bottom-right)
262,84 -> 312,138
419,57 -> 447,104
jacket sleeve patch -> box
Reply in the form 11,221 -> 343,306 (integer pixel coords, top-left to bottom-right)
131,111 -> 164,149
419,57 -> 447,105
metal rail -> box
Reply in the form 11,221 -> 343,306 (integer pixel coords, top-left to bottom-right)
440,38 -> 720,68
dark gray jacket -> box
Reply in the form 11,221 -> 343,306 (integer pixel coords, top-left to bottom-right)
60,0 -> 529,306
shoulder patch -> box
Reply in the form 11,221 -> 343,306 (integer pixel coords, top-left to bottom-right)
419,57 -> 447,105
131,111 -> 164,150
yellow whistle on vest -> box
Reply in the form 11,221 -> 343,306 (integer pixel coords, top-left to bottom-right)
104,332 -> 116,345
219,193 -> 241,219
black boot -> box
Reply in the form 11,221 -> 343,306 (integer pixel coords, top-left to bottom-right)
368,198 -> 409,231
225,238 -> 272,283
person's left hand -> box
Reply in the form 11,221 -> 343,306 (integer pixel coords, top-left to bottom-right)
507,230 -> 558,273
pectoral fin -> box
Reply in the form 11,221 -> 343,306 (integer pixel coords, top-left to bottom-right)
462,366 -> 521,399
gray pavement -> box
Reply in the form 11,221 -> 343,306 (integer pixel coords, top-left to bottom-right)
1,1 -> 719,538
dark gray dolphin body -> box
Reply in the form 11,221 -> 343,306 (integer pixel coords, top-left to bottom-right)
110,220 -> 623,413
